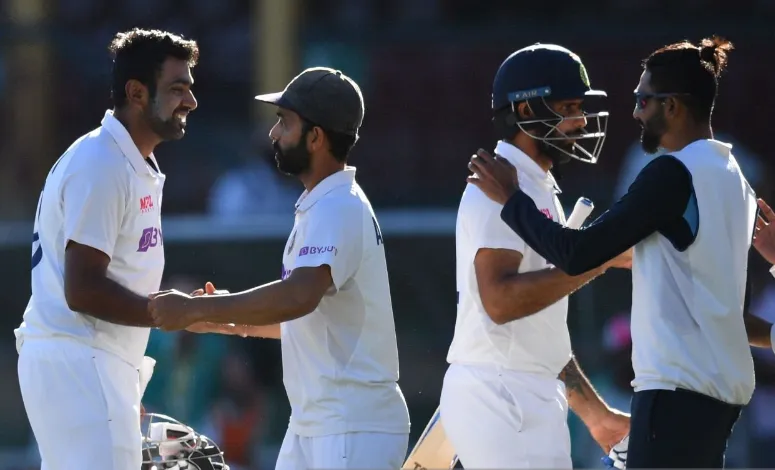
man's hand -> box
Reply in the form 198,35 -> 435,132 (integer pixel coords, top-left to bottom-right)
603,247 -> 633,271
754,198 -> 775,265
184,282 -> 248,337
467,148 -> 519,205
148,289 -> 201,331
588,409 -> 631,454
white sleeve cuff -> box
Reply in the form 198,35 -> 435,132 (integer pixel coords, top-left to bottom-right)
769,265 -> 775,278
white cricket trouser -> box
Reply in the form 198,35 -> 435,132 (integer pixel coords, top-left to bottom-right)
17,337 -> 142,470
275,429 -> 409,470
440,363 -> 572,469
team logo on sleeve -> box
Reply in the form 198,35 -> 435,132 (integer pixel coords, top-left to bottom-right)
137,227 -> 163,252
298,245 -> 337,256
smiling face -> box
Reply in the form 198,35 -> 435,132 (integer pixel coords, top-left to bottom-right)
143,57 -> 198,141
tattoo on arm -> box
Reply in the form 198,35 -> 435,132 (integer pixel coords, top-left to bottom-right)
559,357 -> 587,400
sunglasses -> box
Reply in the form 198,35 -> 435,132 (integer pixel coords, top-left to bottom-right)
634,92 -> 690,110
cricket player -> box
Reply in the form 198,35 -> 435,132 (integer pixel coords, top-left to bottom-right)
469,36 -> 757,468
440,44 -> 631,469
13,29 -> 200,469
149,67 -> 411,469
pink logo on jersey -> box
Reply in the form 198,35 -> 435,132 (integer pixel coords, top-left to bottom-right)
539,208 -> 553,220
137,227 -> 163,252
140,195 -> 154,213
298,245 -> 337,257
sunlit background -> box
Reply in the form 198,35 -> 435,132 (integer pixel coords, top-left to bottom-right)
1,1 -> 775,468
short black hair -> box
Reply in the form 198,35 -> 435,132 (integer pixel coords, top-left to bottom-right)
642,35 -> 734,123
301,119 -> 358,163
108,28 -> 199,108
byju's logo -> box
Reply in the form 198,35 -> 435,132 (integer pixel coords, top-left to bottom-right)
138,227 -> 163,252
298,245 -> 336,257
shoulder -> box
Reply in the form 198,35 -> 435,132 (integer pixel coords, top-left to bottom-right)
635,154 -> 691,185
311,185 -> 368,222
62,129 -> 129,179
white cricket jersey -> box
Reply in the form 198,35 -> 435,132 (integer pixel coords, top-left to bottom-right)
631,139 -> 756,405
280,167 -> 410,437
14,110 -> 165,369
447,140 -> 572,376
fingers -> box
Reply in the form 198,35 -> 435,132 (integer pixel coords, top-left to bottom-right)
759,199 -> 775,221
190,288 -> 205,297
205,281 -> 216,295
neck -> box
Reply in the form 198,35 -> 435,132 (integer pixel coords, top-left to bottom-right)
662,122 -> 713,153
507,138 -> 552,173
299,160 -> 346,192
113,107 -> 160,158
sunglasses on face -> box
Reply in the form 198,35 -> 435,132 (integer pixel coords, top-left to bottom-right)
634,92 -> 690,110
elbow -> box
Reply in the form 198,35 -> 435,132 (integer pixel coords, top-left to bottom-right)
482,300 -> 533,325
64,279 -> 90,313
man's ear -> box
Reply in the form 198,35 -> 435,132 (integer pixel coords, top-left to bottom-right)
517,102 -> 534,120
125,79 -> 149,107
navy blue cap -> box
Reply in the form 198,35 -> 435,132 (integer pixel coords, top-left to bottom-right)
255,67 -> 364,137
492,43 -> 605,110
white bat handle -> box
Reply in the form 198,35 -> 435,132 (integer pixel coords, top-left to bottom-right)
566,197 -> 594,229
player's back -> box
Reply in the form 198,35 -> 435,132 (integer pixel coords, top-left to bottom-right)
631,139 -> 756,404
280,167 -> 409,437
15,113 -> 166,369
447,141 -> 572,378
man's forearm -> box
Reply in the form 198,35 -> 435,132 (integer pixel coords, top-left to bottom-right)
197,280 -> 312,326
491,266 -> 603,323
559,355 -> 609,426
68,275 -> 155,327
744,311 -> 774,348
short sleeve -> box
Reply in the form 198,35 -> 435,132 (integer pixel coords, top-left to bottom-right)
465,188 -> 526,255
294,205 -> 362,290
61,165 -> 127,259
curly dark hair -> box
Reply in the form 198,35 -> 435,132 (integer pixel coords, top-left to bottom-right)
108,28 -> 199,108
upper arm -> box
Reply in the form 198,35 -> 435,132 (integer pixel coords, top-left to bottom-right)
285,266 -> 334,313
60,161 -> 127,308
292,203 -> 361,291
474,248 -> 523,320
64,241 -> 111,310
501,155 -> 692,274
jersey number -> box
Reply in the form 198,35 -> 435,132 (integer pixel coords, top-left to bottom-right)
31,155 -> 65,270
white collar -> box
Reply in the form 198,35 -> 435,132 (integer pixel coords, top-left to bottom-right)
494,140 -> 560,193
295,166 -> 356,212
101,110 -> 164,179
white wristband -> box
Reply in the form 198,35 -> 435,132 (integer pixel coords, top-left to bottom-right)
769,265 -> 775,278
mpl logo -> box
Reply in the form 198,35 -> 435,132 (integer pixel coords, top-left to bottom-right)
137,227 -> 163,252
539,208 -> 553,220
298,245 -> 337,257
140,195 -> 154,213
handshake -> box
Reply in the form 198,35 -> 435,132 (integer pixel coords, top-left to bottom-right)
147,281 -> 247,337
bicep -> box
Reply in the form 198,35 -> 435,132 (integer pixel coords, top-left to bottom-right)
64,241 -> 111,308
474,248 -> 523,311
286,266 -> 334,310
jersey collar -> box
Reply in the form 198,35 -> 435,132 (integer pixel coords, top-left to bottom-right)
494,140 -> 560,193
295,167 -> 356,213
101,110 -> 164,179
